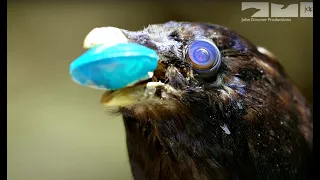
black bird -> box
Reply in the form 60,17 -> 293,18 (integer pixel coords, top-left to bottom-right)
82,21 -> 313,180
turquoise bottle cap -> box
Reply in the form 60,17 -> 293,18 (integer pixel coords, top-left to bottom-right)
69,43 -> 159,90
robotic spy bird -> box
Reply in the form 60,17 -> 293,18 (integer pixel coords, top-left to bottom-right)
69,22 -> 312,180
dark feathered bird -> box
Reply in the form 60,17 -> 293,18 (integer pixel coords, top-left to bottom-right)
83,21 -> 313,180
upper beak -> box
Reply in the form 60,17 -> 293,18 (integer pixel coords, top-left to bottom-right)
83,27 -> 129,49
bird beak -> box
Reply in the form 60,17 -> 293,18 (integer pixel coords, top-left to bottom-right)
99,84 -> 147,106
83,27 -> 129,49
82,27 -> 163,107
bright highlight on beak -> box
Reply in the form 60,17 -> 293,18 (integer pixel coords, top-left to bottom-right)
83,27 -> 129,49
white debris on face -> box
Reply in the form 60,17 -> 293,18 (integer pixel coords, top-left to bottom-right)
221,124 -> 231,135
146,81 -> 165,88
144,81 -> 166,97
214,75 -> 232,100
148,72 -> 154,78
144,81 -> 181,100
209,31 -> 222,40
149,25 -> 183,56
218,89 -> 230,101
224,86 -> 234,95
237,102 -> 243,109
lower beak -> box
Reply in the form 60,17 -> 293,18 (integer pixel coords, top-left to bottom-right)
100,81 -> 166,107
100,84 -> 146,107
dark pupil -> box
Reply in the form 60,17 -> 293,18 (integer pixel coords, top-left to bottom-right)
193,48 -> 210,63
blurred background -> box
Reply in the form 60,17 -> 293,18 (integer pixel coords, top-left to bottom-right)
8,1 -> 312,180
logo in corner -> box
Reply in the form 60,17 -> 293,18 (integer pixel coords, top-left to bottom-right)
241,2 -> 269,17
241,2 -> 313,22
271,3 -> 299,17
300,2 -> 313,17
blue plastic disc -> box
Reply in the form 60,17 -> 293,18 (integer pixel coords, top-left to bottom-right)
69,43 -> 159,90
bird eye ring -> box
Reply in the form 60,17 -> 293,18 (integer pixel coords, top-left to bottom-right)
187,40 -> 221,78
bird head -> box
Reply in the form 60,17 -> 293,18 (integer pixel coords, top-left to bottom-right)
81,21 -> 312,179
83,21 -> 279,120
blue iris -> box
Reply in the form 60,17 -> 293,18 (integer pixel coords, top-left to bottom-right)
187,40 -> 221,77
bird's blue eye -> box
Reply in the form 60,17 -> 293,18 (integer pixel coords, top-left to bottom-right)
187,40 -> 221,77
